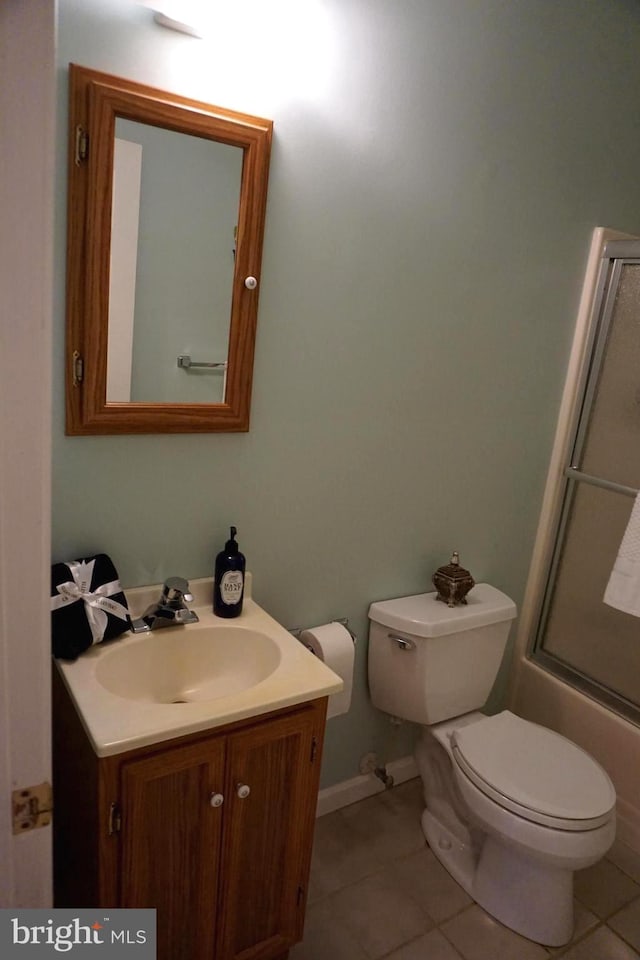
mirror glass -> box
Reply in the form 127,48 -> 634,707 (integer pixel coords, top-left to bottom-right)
66,64 -> 272,434
108,119 -> 243,404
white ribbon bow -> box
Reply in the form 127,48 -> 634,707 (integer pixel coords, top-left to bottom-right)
51,559 -> 129,645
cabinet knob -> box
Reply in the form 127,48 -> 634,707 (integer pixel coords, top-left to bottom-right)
236,783 -> 251,799
209,792 -> 224,808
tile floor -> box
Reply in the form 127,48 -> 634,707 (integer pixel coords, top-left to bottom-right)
291,778 -> 640,960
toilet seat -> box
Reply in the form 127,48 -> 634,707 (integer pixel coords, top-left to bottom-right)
451,711 -> 616,831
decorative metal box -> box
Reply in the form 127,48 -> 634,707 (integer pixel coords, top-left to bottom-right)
432,551 -> 475,607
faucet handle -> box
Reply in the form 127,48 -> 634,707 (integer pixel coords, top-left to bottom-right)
162,576 -> 192,604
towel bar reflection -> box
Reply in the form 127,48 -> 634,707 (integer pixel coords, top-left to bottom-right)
177,355 -> 228,370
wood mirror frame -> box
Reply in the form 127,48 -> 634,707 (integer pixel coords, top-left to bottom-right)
65,64 -> 272,434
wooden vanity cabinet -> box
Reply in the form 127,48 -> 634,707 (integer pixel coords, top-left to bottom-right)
53,669 -> 327,960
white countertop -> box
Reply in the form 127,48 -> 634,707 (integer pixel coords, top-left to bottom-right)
54,576 -> 343,757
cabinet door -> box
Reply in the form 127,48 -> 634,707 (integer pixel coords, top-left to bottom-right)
216,706 -> 323,960
119,737 -> 226,960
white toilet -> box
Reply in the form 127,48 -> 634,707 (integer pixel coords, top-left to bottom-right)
367,583 -> 616,947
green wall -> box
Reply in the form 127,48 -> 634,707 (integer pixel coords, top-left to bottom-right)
52,0 -> 640,787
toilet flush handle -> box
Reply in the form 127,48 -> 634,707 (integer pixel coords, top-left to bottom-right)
388,634 -> 415,651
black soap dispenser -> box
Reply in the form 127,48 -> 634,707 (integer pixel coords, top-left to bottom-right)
213,526 -> 245,618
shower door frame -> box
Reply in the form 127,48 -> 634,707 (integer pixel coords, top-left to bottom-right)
529,238 -> 640,729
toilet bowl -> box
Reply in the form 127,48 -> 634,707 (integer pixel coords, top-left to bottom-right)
367,585 -> 616,946
421,711 -> 615,945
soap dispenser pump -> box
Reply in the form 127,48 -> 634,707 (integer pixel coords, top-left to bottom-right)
213,526 -> 245,618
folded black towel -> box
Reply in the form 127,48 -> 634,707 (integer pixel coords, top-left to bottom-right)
51,553 -> 130,660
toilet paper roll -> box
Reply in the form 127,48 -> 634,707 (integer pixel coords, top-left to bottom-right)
299,622 -> 355,719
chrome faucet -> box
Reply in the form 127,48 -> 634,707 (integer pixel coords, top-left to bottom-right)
130,577 -> 200,633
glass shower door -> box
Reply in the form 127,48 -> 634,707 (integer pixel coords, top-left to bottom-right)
532,245 -> 640,725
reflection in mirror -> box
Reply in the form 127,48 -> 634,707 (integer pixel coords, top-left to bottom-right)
66,64 -> 272,434
108,120 -> 243,404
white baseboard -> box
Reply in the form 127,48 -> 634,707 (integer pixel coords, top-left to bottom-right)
316,755 -> 419,817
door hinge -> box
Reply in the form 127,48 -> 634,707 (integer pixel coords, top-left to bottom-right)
108,801 -> 121,835
296,885 -> 305,907
310,736 -> 318,763
72,350 -> 84,386
12,782 -> 53,834
75,125 -> 89,164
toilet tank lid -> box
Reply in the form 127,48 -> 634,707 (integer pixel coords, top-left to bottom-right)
367,583 -> 517,638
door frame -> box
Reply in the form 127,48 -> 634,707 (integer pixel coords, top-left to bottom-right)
0,0 -> 55,906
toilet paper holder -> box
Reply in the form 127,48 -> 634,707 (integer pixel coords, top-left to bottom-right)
289,617 -> 357,650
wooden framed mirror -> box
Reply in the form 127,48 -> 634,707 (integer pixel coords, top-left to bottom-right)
65,64 -> 272,434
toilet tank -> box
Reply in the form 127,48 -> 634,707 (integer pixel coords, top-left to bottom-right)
368,583 -> 516,725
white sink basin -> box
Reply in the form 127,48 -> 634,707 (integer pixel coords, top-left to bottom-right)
95,626 -> 281,704
55,577 -> 343,757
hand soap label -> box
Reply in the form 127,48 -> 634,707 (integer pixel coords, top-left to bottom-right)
220,570 -> 243,605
